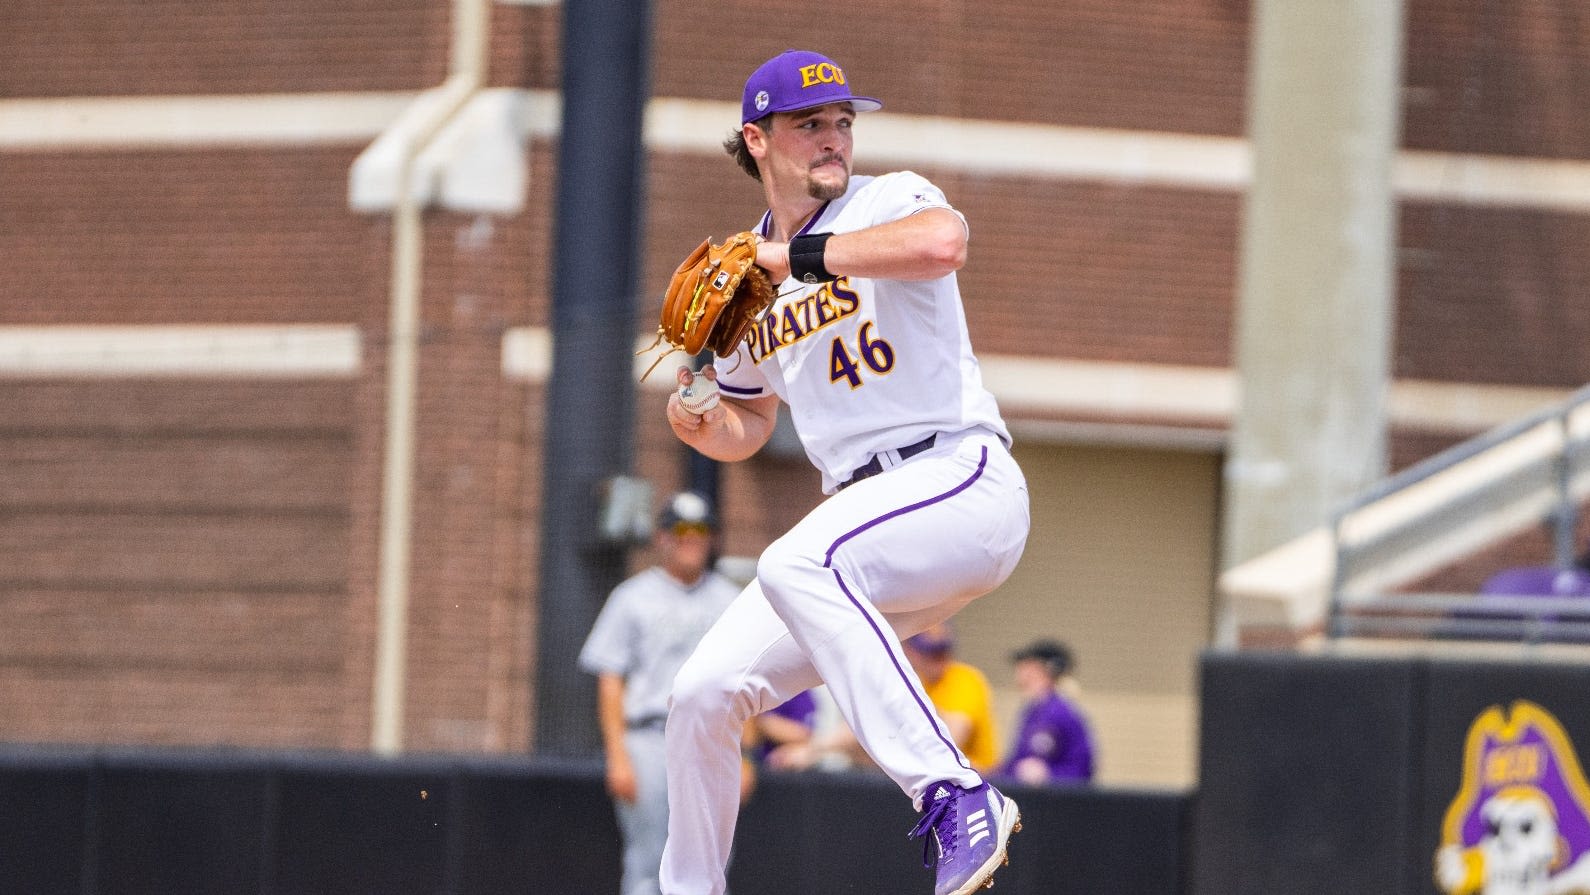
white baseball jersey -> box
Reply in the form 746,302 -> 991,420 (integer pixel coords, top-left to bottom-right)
712,171 -> 1011,493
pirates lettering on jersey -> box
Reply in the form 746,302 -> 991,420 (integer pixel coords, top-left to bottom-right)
745,278 -> 862,364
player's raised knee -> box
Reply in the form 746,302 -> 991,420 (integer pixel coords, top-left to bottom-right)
754,538 -> 829,602
670,654 -> 754,725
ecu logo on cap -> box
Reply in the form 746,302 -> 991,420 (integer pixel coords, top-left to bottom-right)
799,62 -> 845,88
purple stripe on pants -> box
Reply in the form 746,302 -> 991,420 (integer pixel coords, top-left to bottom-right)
820,445 -> 990,771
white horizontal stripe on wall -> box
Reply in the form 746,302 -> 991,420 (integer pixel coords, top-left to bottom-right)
0,325 -> 361,377
501,327 -> 1573,436
0,324 -> 1564,433
0,93 -> 417,149
4,92 -> 1589,211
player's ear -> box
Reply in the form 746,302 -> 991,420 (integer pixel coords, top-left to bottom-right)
743,121 -> 769,160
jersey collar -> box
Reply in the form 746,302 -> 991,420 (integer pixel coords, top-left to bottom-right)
758,200 -> 832,240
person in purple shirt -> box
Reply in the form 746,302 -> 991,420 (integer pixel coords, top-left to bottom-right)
997,639 -> 1095,785
746,689 -> 818,766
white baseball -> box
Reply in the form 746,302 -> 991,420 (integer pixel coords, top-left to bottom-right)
679,376 -> 720,414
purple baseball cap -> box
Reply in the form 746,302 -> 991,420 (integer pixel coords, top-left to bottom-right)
905,624 -> 955,656
741,50 -> 883,125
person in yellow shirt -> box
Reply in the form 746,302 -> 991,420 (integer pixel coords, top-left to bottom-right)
902,623 -> 1000,772
762,623 -> 1000,775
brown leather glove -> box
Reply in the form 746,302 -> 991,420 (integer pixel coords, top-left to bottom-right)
658,232 -> 777,357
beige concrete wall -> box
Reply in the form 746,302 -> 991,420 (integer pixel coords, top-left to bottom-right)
954,441 -> 1221,788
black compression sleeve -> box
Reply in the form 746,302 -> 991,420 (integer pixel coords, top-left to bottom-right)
788,232 -> 836,284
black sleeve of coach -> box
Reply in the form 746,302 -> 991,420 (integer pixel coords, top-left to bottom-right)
788,232 -> 836,285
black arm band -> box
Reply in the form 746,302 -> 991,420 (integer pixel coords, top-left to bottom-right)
788,232 -> 836,284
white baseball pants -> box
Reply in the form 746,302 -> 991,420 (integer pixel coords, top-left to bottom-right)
658,430 -> 1030,895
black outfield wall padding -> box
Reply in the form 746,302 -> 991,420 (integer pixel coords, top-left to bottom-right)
731,770 -> 1192,895
0,747 -> 1190,895
1194,651 -> 1423,895
996,783 -> 1193,895
95,762 -> 273,894
271,765 -> 454,894
1194,649 -> 1590,895
24,653 -> 1588,895
0,754 -> 91,895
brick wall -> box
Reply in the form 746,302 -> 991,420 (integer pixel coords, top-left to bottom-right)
2,0 -> 449,96
648,0 -> 1250,134
0,149 -> 385,325
1397,202 -> 1590,387
0,381 -> 356,746
1404,0 -> 1590,159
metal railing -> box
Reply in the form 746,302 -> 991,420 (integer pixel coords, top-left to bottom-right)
1326,383 -> 1590,643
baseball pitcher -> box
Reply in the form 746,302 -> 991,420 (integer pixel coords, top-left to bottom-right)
652,50 -> 1030,895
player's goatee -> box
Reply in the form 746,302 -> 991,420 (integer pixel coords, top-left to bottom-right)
809,176 -> 847,201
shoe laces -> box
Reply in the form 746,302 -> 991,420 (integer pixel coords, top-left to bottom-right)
908,786 -> 959,868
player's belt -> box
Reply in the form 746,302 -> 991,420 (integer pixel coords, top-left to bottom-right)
626,715 -> 667,731
838,433 -> 938,490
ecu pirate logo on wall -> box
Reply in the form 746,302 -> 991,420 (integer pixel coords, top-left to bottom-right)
1436,701 -> 1590,895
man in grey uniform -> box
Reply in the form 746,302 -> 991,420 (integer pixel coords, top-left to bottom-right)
579,492 -> 742,895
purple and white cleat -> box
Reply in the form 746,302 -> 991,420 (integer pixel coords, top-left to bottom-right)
908,780 -> 1022,895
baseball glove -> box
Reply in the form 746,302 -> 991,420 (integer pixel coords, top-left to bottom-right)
656,232 -> 777,359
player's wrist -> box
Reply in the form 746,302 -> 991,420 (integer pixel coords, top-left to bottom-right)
788,232 -> 836,284
754,239 -> 791,282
